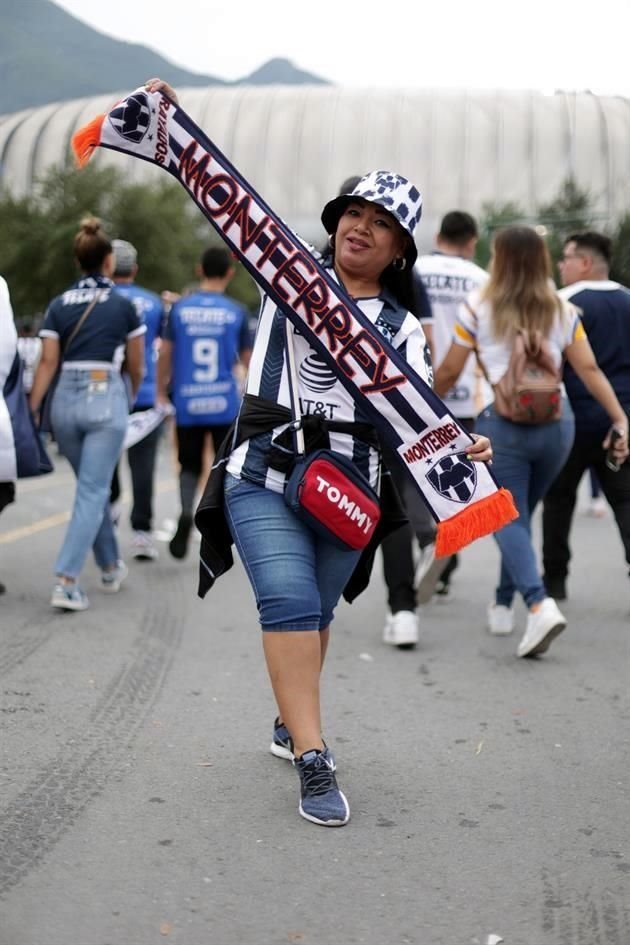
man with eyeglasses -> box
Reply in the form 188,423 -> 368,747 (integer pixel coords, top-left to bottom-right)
542,232 -> 630,601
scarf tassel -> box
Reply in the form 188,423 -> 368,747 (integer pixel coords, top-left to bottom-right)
435,487 -> 518,558
72,115 -> 106,168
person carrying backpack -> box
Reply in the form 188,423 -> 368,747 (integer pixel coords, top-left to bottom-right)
434,226 -> 628,658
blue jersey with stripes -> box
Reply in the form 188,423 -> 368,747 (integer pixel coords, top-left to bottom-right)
113,282 -> 165,408
165,290 -> 250,426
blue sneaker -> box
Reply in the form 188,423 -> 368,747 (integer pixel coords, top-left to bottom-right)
270,717 -> 294,761
51,583 -> 89,612
294,748 -> 350,827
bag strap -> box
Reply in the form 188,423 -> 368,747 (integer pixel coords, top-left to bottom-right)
463,301 -> 493,387
284,316 -> 306,457
61,289 -> 103,360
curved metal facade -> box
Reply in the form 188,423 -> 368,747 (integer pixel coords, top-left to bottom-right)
2,86 -> 630,247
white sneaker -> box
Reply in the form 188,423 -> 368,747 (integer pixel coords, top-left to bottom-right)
415,544 -> 448,604
51,582 -> 89,611
585,496 -> 607,518
101,560 -> 129,594
383,610 -> 419,648
130,530 -> 159,561
487,602 -> 515,635
517,597 -> 567,658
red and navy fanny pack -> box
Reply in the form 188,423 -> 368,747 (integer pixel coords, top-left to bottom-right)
284,449 -> 381,551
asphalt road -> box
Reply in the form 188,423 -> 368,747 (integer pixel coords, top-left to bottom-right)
1,443 -> 628,945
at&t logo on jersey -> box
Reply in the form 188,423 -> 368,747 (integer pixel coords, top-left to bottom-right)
427,454 -> 477,504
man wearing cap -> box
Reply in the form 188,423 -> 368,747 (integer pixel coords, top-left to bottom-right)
111,239 -> 166,561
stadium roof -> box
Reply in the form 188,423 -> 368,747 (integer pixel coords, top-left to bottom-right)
2,85 -> 629,246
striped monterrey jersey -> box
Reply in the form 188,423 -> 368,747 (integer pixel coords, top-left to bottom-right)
227,271 -> 431,496
165,290 -> 251,427
416,252 -> 490,419
113,282 -> 165,408
559,280 -> 630,433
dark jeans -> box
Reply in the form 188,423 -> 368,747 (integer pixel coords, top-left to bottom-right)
110,419 -> 163,532
176,423 -> 232,477
381,417 -> 474,613
176,423 -> 232,519
542,428 -> 630,580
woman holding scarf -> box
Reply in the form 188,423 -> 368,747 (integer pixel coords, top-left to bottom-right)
145,79 -> 494,828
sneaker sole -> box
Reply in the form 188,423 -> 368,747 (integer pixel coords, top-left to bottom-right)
518,620 -> 566,658
383,631 -> 418,648
299,791 -> 350,827
270,741 -> 294,761
416,556 -> 449,604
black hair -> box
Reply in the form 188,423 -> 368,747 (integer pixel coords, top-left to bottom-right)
380,259 -> 418,314
439,210 -> 478,245
565,231 -> 612,267
201,246 -> 233,278
338,175 -> 363,196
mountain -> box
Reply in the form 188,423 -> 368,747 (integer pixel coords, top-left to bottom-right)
0,0 -> 330,116
237,57 -> 328,87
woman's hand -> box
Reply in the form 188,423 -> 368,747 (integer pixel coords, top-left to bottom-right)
466,432 -> 493,464
144,78 -> 179,105
603,422 -> 629,466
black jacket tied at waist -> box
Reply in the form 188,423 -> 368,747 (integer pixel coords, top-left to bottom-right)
194,393 -> 408,602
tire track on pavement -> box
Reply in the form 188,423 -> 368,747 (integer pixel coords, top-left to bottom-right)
0,614 -> 59,678
0,572 -> 187,899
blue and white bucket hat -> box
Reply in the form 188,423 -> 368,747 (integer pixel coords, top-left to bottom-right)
321,170 -> 423,265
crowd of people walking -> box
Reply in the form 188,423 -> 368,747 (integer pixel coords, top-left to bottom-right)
2,74 -> 629,828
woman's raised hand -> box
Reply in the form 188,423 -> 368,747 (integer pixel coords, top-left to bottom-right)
144,78 -> 179,105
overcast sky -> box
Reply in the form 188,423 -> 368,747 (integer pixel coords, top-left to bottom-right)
53,0 -> 630,95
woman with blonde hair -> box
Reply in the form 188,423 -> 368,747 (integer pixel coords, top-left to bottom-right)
30,216 -> 145,611
435,225 -> 628,657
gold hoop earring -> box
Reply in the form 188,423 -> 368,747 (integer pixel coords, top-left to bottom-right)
328,234 -> 335,248
392,256 -> 406,272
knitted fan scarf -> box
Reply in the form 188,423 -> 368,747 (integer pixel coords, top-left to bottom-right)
72,87 -> 517,556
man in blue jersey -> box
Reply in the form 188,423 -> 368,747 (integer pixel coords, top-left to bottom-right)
111,240 -> 166,561
157,246 -> 251,559
543,232 -> 630,600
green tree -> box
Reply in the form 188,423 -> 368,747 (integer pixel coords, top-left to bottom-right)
475,202 -> 527,269
609,214 -> 630,286
0,163 -> 260,321
537,178 -> 594,275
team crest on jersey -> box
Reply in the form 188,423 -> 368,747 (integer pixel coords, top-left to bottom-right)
299,354 -> 336,392
109,93 -> 151,144
427,453 -> 477,504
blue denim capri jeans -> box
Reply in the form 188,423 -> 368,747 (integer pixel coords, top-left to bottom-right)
224,472 -> 362,630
